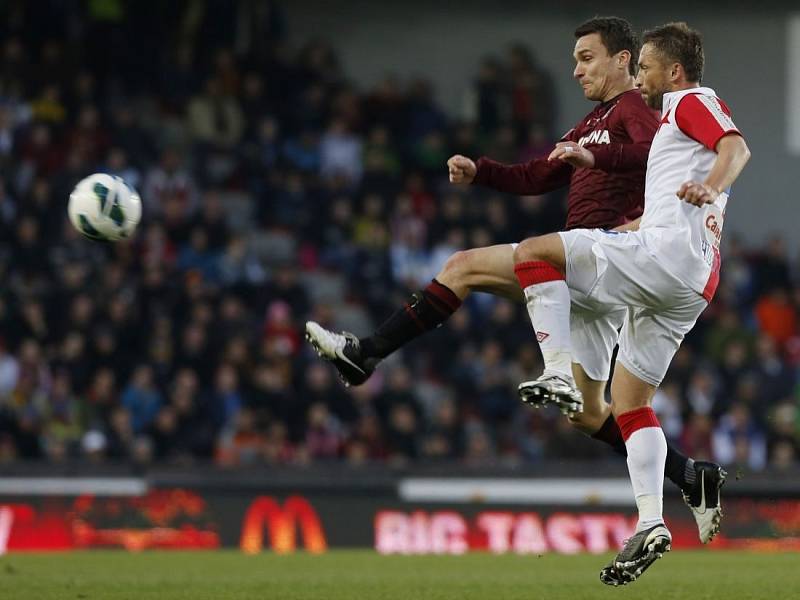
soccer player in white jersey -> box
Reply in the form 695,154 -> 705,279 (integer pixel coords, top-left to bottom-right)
508,22 -> 751,585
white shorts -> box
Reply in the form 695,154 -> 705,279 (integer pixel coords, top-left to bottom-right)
569,294 -> 624,382
558,228 -> 708,387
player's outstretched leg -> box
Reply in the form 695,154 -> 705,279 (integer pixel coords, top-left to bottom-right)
305,277 -> 461,386
306,245 -> 520,386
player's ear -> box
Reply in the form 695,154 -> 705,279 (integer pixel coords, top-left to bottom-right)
670,62 -> 682,83
617,50 -> 631,71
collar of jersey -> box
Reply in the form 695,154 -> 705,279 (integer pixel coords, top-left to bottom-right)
599,88 -> 636,108
662,86 -> 717,116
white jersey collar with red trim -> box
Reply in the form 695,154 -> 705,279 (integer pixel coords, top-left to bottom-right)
661,86 -> 717,117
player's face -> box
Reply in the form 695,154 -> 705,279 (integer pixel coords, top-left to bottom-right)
573,33 -> 618,101
636,43 -> 671,110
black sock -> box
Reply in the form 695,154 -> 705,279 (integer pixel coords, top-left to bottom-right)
591,414 -> 627,456
665,449 -> 695,493
592,414 -> 695,492
361,279 -> 461,359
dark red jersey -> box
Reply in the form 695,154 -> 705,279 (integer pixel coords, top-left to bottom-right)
473,89 -> 658,230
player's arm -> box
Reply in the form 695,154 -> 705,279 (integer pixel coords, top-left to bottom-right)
673,94 -> 751,206
448,131 -> 575,195
678,134 -> 751,206
447,153 -> 574,196
470,153 -> 574,195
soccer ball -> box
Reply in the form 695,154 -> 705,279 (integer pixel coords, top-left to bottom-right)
68,173 -> 142,241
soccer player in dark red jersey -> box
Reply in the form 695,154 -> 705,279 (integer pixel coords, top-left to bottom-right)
306,17 -> 724,543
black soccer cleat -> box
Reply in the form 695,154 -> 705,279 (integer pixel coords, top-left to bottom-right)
600,523 -> 671,586
304,321 -> 379,387
600,561 -> 623,587
682,461 -> 727,544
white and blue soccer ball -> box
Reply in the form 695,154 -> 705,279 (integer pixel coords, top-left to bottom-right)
68,173 -> 142,241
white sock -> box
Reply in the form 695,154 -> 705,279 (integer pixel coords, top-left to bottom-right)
625,427 -> 667,531
523,280 -> 573,379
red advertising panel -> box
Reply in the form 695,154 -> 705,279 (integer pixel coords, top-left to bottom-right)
1,490 -> 220,552
2,485 -> 799,554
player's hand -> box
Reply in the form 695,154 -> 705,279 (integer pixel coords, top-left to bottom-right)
548,142 -> 595,168
677,181 -> 719,206
447,155 -> 477,184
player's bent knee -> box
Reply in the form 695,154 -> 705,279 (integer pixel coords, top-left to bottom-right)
512,238 -> 539,263
610,397 -> 651,419
439,250 -> 472,282
440,249 -> 491,290
512,234 -> 563,269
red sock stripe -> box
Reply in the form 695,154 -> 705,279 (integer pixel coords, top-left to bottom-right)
616,407 -> 661,441
426,294 -> 454,317
404,303 -> 426,332
514,261 -> 564,289
426,280 -> 462,312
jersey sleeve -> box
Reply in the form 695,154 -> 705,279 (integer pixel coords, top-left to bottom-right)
473,135 -> 574,195
675,94 -> 741,151
591,98 -> 659,172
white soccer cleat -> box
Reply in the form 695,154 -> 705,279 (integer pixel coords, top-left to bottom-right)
518,371 -> 584,416
304,321 -> 378,387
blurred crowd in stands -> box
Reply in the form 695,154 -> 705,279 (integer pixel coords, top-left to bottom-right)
0,1 -> 797,471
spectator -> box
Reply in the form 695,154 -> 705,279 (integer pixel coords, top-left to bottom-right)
755,287 -> 797,349
0,340 -> 20,399
216,407 -> 266,466
121,365 -> 162,435
305,401 -> 343,460
187,77 -> 245,150
385,402 -> 420,462
105,406 -> 135,460
319,118 -> 363,185
142,147 -> 198,222
263,421 -> 296,465
210,363 -> 243,431
681,413 -> 715,463
713,403 -> 767,471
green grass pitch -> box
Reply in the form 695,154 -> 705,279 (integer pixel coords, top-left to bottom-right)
1,550 -> 798,599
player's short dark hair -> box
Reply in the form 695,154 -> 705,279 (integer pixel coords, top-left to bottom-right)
642,22 -> 704,83
574,16 -> 639,75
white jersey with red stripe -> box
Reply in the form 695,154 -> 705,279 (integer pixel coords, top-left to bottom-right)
639,86 -> 741,301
